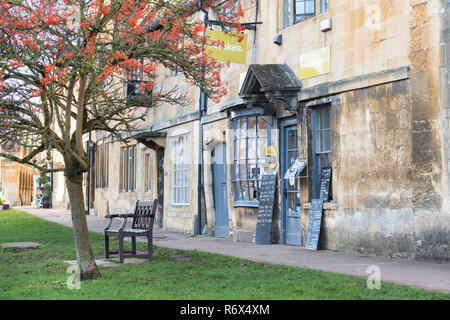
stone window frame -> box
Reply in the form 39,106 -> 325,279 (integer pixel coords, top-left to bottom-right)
283,0 -> 316,29
312,104 -> 333,200
320,0 -> 328,14
231,108 -> 272,207
144,152 -> 152,192
171,133 -> 190,206
119,144 -> 137,193
95,139 -> 109,189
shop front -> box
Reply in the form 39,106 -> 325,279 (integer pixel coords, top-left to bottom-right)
220,64 -> 304,245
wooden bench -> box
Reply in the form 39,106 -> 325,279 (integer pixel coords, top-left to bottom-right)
104,199 -> 157,263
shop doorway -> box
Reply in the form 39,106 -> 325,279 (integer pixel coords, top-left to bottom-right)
212,143 -> 229,238
281,119 -> 302,246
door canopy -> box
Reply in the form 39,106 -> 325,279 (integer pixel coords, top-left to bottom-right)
239,64 -> 302,111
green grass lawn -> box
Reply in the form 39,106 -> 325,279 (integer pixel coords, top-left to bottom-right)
0,209 -> 449,300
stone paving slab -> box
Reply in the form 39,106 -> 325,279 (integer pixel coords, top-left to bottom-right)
63,256 -> 150,267
20,207 -> 450,293
2,242 -> 42,250
63,259 -> 121,268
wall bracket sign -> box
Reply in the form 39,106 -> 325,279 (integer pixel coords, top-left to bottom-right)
284,159 -> 306,180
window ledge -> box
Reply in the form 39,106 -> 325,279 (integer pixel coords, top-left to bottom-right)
119,191 -> 137,195
170,203 -> 190,207
302,201 -> 338,210
233,201 -> 259,208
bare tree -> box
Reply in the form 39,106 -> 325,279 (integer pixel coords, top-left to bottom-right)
0,0 -> 243,279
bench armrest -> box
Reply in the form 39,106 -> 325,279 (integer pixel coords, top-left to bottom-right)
105,213 -> 134,219
104,214 -> 133,231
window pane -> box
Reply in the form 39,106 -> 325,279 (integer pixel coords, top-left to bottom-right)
105,143 -> 109,187
294,0 -> 315,22
239,164 -> 247,180
171,134 -> 190,204
296,1 -> 305,15
257,137 -> 267,159
248,117 -> 256,138
239,139 -> 247,160
316,131 -> 322,152
324,129 -> 331,152
257,116 -> 268,135
232,115 -> 271,203
320,0 -> 328,13
241,180 -> 248,200
240,117 -> 248,137
306,0 -> 314,14
323,107 -> 331,129
288,129 -> 296,150
283,0 -> 291,28
248,138 -> 257,160
133,146 -> 136,191
234,180 -> 242,200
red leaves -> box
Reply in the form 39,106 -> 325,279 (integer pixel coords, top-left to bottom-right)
112,50 -> 128,61
9,59 -> 24,68
39,77 -> 51,86
63,52 -> 74,59
0,70 -> 4,92
193,25 -> 206,36
44,13 -> 61,26
100,5 -> 110,16
139,81 -> 154,92
31,88 -> 43,97
143,64 -> 157,74
0,0 -> 243,111
129,17 -> 137,27
44,64 -> 56,74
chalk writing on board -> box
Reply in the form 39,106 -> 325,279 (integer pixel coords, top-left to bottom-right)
319,167 -> 332,202
305,198 -> 324,250
255,175 -> 277,245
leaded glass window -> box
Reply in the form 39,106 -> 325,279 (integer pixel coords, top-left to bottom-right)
171,134 -> 190,205
232,115 -> 272,204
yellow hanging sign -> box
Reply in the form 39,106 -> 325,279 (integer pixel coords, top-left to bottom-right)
299,47 -> 330,80
205,29 -> 248,65
266,146 -> 278,170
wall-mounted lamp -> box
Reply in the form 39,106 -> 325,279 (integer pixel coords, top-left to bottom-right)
273,34 -> 282,46
320,19 -> 332,32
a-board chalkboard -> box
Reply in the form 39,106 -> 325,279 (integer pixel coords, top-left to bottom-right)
319,167 -> 332,202
305,198 -> 324,250
255,175 -> 277,245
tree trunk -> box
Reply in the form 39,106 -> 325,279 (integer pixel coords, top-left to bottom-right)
66,168 -> 100,281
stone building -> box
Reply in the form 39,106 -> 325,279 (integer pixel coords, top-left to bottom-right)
91,0 -> 450,262
0,142 -> 35,206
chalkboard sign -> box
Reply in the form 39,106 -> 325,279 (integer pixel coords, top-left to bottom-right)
305,199 -> 324,250
255,175 -> 277,245
319,167 -> 332,202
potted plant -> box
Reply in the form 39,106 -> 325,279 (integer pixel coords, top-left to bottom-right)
0,196 -> 9,210
37,175 -> 51,208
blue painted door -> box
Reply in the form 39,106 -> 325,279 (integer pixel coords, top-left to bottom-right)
281,120 -> 302,246
212,143 -> 229,238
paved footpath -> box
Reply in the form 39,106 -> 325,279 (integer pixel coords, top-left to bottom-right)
21,207 -> 450,294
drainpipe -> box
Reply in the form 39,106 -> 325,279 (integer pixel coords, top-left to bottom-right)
252,0 -> 259,63
86,132 -> 91,215
50,159 -> 53,209
197,1 -> 208,235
